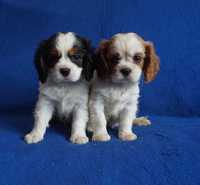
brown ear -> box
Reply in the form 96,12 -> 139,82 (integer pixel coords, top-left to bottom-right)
34,41 -> 48,83
143,41 -> 160,83
95,40 -> 110,79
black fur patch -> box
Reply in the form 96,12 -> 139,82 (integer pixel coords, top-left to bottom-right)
34,33 -> 59,83
74,34 -> 95,81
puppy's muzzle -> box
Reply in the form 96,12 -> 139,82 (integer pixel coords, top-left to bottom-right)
60,68 -> 71,77
120,68 -> 132,77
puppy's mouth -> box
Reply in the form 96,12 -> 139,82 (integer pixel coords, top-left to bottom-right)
59,67 -> 82,82
111,76 -> 131,83
111,73 -> 139,84
63,77 -> 80,82
60,74 -> 81,82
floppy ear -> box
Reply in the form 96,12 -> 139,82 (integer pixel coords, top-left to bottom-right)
34,40 -> 48,83
82,52 -> 95,81
80,38 -> 95,81
95,40 -> 110,79
143,41 -> 160,83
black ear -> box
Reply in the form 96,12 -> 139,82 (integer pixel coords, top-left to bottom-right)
34,40 -> 48,83
79,37 -> 95,81
82,52 -> 95,81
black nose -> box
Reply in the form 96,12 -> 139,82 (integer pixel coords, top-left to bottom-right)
60,68 -> 70,77
120,68 -> 132,77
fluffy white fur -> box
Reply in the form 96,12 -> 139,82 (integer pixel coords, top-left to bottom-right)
25,32 -> 89,144
89,33 -> 147,141
89,77 -> 139,141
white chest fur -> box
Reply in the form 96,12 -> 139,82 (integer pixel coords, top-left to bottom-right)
39,81 -> 89,118
90,80 -> 140,119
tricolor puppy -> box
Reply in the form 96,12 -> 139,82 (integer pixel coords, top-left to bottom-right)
25,32 -> 94,144
89,33 -> 160,141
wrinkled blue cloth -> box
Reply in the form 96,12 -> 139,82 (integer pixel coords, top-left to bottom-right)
0,0 -> 200,185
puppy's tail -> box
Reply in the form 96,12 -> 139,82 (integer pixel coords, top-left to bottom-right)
133,116 -> 151,126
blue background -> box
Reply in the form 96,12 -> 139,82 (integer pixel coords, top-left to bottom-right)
0,0 -> 200,185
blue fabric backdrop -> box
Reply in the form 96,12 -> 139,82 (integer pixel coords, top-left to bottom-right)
0,0 -> 200,185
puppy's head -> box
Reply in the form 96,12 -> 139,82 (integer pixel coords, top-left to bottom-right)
34,32 -> 94,84
95,33 -> 160,83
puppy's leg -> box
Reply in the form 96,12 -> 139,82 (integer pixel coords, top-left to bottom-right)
86,120 -> 94,132
90,101 -> 110,142
70,107 -> 89,144
118,108 -> 137,141
25,96 -> 54,144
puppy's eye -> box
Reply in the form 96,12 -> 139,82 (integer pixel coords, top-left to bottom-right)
133,54 -> 142,64
111,53 -> 121,64
50,49 -> 59,56
71,54 -> 82,60
47,50 -> 61,66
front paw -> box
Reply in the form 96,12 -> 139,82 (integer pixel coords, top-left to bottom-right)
119,132 -> 137,141
70,135 -> 89,144
24,132 -> 44,144
92,133 -> 111,142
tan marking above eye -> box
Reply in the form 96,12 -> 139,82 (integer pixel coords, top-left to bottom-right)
68,47 -> 78,56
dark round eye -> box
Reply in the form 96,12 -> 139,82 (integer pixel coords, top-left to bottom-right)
47,50 -> 61,67
49,50 -> 61,60
72,54 -> 82,60
133,54 -> 142,63
111,53 -> 121,64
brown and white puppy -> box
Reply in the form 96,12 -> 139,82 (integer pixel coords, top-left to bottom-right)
25,32 -> 94,144
89,33 -> 160,141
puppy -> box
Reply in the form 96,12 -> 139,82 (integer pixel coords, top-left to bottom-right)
25,32 -> 94,144
89,33 -> 160,141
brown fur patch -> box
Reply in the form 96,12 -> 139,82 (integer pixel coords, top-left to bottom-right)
131,33 -> 160,82
143,42 -> 160,83
95,40 -> 112,79
95,39 -> 121,80
68,47 -> 78,56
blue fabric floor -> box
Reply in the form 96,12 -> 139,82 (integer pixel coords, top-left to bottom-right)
1,114 -> 200,185
1,0 -> 200,184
